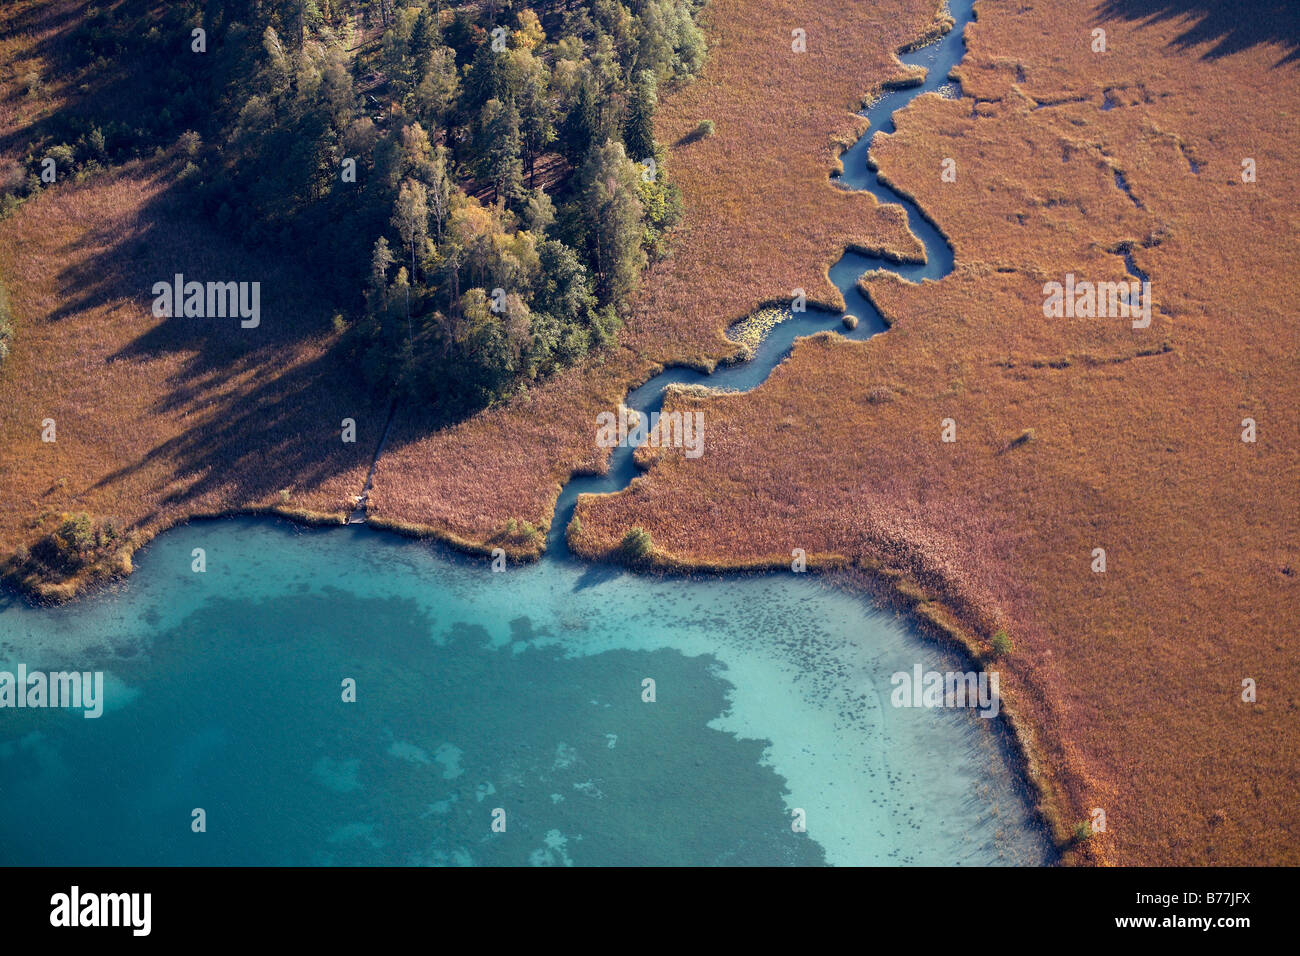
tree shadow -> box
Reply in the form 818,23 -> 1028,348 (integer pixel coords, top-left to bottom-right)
0,0 -> 218,162
673,123 -> 714,147
24,150 -> 405,527
86,347 -> 382,518
1097,0 -> 1300,65
570,561 -> 627,592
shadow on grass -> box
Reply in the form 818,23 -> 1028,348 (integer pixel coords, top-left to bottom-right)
27,150 -> 402,523
673,123 -> 714,147
0,0 -> 217,162
1097,0 -> 1300,65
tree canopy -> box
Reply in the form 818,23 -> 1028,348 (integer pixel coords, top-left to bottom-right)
3,0 -> 706,418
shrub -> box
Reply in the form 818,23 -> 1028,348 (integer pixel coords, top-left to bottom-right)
93,519 -> 119,548
990,628 -> 1013,657
696,119 -> 715,138
32,512 -> 113,574
500,519 -> 540,543
620,527 -> 654,562
8,512 -> 130,588
56,513 -> 95,554
1073,821 -> 1093,843
45,143 -> 76,171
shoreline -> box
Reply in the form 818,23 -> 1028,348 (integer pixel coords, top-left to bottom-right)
0,501 -> 1079,863
1,511 -> 1052,867
0,0 -> 1081,862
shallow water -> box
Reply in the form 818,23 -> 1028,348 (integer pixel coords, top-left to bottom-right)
0,0 -> 1052,867
0,519 -> 1048,866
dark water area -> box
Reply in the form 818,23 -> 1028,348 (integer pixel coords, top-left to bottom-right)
0,0 -> 1053,867
0,519 -> 1049,866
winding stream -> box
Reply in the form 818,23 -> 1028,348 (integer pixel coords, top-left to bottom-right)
0,0 -> 1054,867
548,0 -> 972,554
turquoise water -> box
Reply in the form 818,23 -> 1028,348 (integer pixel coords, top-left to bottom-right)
0,0 -> 1052,867
0,518 -> 1049,866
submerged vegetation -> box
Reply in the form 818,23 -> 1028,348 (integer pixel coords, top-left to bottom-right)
1,0 -> 1294,871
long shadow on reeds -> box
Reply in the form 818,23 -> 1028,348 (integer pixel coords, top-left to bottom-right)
49,152 -> 398,520
1097,0 -> 1300,65
0,0 -> 219,161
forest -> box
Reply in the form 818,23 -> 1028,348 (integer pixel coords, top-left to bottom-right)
3,0 -> 708,416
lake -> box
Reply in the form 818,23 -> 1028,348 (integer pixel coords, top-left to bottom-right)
0,518 -> 1050,866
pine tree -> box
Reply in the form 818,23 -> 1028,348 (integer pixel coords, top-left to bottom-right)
478,98 -> 524,208
464,42 -> 508,118
410,8 -> 440,78
560,78 -> 600,166
624,70 -> 657,163
517,55 -> 554,186
578,140 -> 646,304
380,11 -> 418,103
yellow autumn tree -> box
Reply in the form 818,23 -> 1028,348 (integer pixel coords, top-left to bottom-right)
513,9 -> 545,51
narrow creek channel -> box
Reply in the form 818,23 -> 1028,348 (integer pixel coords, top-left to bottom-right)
0,0 -> 1054,867
548,0 -> 973,555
